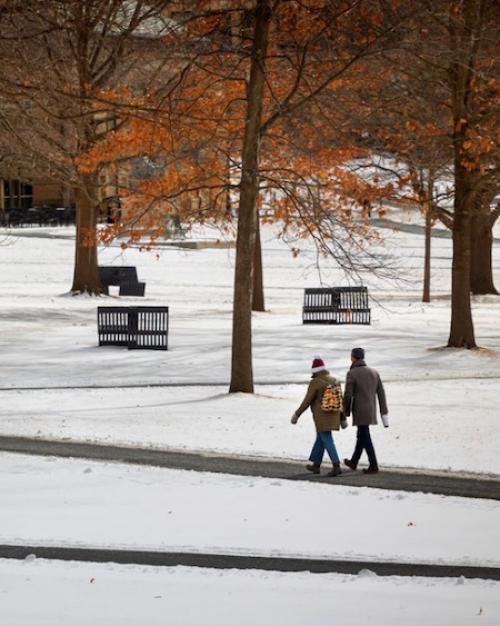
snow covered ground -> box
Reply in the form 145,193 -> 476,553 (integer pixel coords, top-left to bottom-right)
2,559 -> 499,626
1,452 -> 500,623
1,380 -> 499,475
0,209 -> 499,622
0,208 -> 498,474
0,210 -> 499,390
2,453 -> 500,566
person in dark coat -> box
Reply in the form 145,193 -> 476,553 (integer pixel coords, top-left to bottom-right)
291,356 -> 344,477
343,347 -> 389,474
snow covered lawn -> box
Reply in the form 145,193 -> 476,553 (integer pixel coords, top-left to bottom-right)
0,212 -> 499,475
1,558 -> 499,626
0,215 -> 499,389
2,453 -> 500,566
0,213 -> 498,621
1,379 -> 499,475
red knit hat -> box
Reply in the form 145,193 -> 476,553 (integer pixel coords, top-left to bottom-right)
311,355 -> 326,373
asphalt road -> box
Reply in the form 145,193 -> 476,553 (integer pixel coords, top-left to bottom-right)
1,435 -> 499,500
2,544 -> 500,580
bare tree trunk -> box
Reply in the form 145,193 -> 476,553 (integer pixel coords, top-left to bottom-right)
229,0 -> 271,393
71,175 -> 102,295
252,213 -> 265,311
470,209 -> 498,295
422,203 -> 432,303
422,173 -> 436,303
446,0 -> 480,349
448,167 -> 476,348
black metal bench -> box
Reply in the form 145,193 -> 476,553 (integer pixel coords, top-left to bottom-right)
303,287 -> 371,325
2,206 -> 76,227
98,266 -> 146,297
97,306 -> 169,350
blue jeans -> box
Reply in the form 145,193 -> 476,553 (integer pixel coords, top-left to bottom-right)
309,431 -> 340,465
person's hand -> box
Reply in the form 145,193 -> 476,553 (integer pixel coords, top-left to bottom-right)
291,413 -> 299,425
340,419 -> 348,430
381,414 -> 389,428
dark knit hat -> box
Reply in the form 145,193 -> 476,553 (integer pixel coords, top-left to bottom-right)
351,347 -> 365,360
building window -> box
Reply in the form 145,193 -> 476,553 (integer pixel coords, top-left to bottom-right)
3,180 -> 33,210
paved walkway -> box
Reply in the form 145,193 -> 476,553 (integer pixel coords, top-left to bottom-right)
1,435 -> 499,500
2,435 -> 499,579
2,543 -> 500,580
372,216 -> 500,243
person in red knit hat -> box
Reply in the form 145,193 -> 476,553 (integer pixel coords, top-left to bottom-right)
291,355 -> 345,476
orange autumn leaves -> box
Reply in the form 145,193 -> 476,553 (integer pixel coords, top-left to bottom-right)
77,2 -> 401,248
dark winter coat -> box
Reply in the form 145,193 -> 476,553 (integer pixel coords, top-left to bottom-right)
343,360 -> 388,426
295,370 -> 342,432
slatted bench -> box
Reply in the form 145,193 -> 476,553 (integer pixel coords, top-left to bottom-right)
3,206 -> 76,227
303,287 -> 371,325
97,306 -> 169,350
98,266 -> 146,297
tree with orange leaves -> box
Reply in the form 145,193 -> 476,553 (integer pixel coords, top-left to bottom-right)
421,0 -> 499,313
342,50 -> 454,303
83,1 -> 411,391
0,0 -> 176,294
357,0 -> 499,345
80,1 -> 416,392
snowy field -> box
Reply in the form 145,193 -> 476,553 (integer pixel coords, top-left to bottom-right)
0,209 -> 499,475
1,209 -> 499,623
1,380 -> 499,475
2,559 -> 500,626
2,453 -> 500,565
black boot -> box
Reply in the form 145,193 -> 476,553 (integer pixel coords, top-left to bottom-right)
363,466 -> 379,474
344,458 -> 357,471
306,463 -> 321,474
327,463 -> 342,477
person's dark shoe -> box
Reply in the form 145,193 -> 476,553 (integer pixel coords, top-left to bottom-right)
306,463 -> 321,474
363,466 -> 379,474
327,463 -> 342,477
344,458 -> 357,471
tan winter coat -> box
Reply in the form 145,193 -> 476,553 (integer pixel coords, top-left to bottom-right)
295,370 -> 342,432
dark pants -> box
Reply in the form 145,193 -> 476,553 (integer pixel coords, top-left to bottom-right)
351,425 -> 378,468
